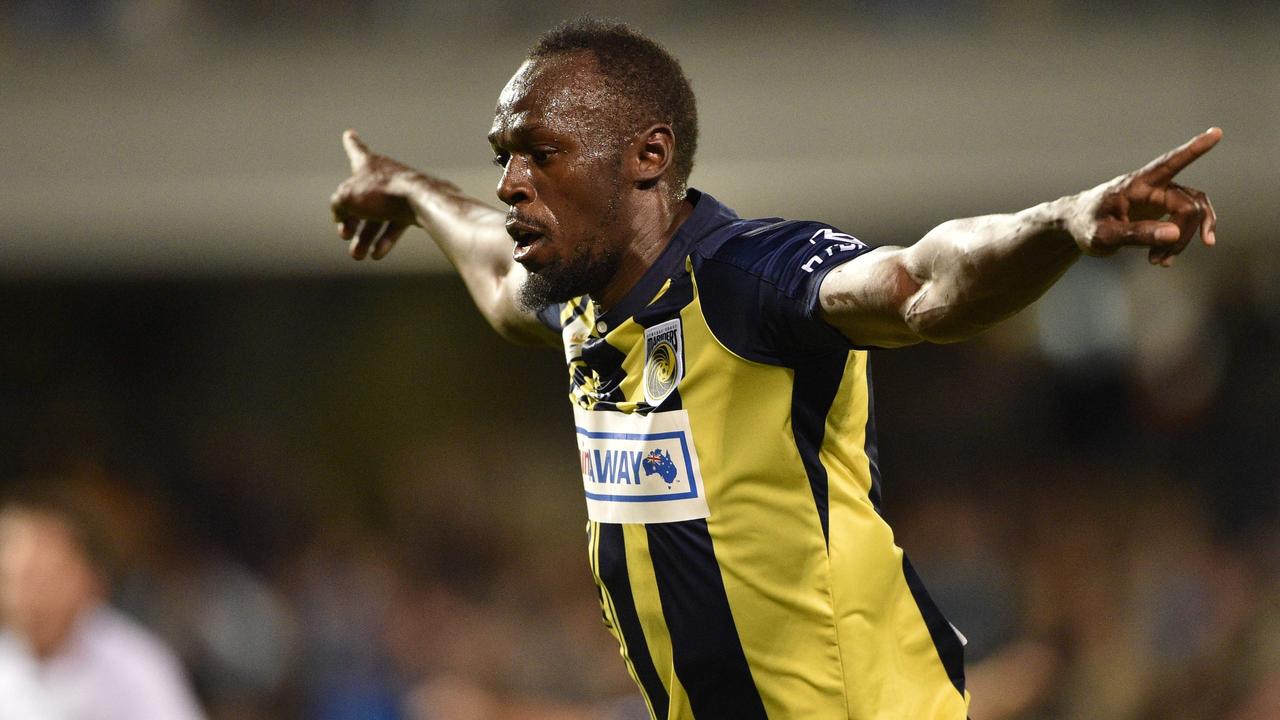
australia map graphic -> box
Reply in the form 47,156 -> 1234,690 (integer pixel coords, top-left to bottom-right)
642,449 -> 678,484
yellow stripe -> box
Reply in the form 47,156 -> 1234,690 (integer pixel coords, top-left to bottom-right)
621,524 -> 689,718
824,360 -> 970,717
590,521 -> 658,719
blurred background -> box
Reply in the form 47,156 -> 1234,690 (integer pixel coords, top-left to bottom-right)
1,1 -> 1277,718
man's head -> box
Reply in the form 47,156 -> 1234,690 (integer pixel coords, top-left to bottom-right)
527,18 -> 699,198
0,488 -> 110,658
488,18 -> 698,310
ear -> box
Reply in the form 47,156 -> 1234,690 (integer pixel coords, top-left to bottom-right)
628,124 -> 675,190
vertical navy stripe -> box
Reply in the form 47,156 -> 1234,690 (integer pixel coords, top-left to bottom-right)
646,520 -> 767,719
790,351 -> 850,544
902,554 -> 966,696
597,524 -> 671,718
863,359 -> 885,514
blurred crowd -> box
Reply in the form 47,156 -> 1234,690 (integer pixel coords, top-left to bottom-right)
0,460 -> 641,720
0,266 -> 1275,719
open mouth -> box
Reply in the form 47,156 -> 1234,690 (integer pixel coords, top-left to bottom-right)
506,223 -> 546,262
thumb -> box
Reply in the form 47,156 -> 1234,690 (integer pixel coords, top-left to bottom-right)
343,129 -> 370,171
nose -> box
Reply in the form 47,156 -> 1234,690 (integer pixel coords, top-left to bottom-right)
496,157 -> 534,207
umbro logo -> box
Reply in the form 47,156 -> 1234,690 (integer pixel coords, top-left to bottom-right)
801,228 -> 865,273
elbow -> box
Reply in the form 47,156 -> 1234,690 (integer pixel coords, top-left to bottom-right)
490,311 -> 550,346
490,300 -> 561,348
911,323 -> 986,345
485,273 -> 556,346
902,288 -> 991,345
903,312 -> 968,345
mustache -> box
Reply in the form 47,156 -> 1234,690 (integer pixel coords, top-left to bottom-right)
506,214 -> 548,232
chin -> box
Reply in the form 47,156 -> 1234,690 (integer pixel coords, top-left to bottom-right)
517,236 -> 620,311
517,267 -> 586,311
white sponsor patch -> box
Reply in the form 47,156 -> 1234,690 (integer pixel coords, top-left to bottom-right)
643,318 -> 683,407
574,407 -> 709,524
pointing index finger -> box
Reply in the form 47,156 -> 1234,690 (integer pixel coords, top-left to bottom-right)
1139,127 -> 1223,185
343,129 -> 370,172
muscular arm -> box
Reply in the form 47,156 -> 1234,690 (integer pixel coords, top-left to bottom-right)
820,128 -> 1221,347
330,130 -> 557,346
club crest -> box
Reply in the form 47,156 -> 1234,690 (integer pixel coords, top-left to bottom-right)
643,319 -> 683,407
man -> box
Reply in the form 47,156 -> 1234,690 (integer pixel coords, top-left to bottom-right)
329,19 -> 1218,719
0,490 -> 207,720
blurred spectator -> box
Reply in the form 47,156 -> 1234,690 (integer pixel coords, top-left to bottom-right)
0,485 -> 206,720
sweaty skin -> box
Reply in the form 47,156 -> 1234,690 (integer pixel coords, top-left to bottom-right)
329,53 -> 1220,350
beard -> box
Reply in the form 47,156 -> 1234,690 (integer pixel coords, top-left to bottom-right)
517,241 -> 622,312
516,179 -> 624,313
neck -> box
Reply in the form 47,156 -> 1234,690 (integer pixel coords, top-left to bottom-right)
591,191 -> 694,310
27,596 -> 100,661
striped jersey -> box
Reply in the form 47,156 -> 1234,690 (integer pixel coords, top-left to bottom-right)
539,190 -> 969,719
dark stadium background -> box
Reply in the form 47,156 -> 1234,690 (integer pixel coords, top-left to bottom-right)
1,2 -> 1276,719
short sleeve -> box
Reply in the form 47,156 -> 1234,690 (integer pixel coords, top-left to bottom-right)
692,220 -> 873,364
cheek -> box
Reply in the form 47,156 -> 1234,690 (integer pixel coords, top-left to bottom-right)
534,158 -> 619,246
551,154 -> 615,205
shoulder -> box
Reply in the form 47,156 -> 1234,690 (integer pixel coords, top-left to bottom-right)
692,218 -> 870,300
0,633 -> 57,720
688,215 -> 872,364
78,608 -> 204,719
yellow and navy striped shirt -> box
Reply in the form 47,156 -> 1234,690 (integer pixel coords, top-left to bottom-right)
540,190 -> 969,719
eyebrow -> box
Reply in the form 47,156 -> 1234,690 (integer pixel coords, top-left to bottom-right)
488,121 -> 548,147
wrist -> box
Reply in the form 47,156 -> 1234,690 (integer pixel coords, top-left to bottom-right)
393,171 -> 450,228
1047,174 -> 1127,255
1019,195 -> 1085,254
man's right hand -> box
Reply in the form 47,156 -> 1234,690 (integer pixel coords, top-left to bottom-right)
330,129 -> 422,260
326,129 -> 553,345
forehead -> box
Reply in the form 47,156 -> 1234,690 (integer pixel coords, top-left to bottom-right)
489,54 -> 613,142
0,510 -> 73,558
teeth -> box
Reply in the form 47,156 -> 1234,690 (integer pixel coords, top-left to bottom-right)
511,231 -> 540,262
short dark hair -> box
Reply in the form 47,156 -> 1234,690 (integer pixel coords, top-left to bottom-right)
531,17 -> 698,197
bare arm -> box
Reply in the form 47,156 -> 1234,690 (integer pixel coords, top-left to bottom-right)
820,128 -> 1221,347
329,130 -> 557,346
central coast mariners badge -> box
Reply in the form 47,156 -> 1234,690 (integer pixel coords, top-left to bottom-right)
643,318 -> 684,406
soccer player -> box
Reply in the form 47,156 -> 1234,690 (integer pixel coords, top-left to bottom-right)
329,19 -> 1218,720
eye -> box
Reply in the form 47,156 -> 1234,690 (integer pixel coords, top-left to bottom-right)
492,151 -> 510,168
530,148 -> 555,166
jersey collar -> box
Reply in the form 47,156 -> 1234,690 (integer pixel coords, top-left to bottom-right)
592,188 -> 739,333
